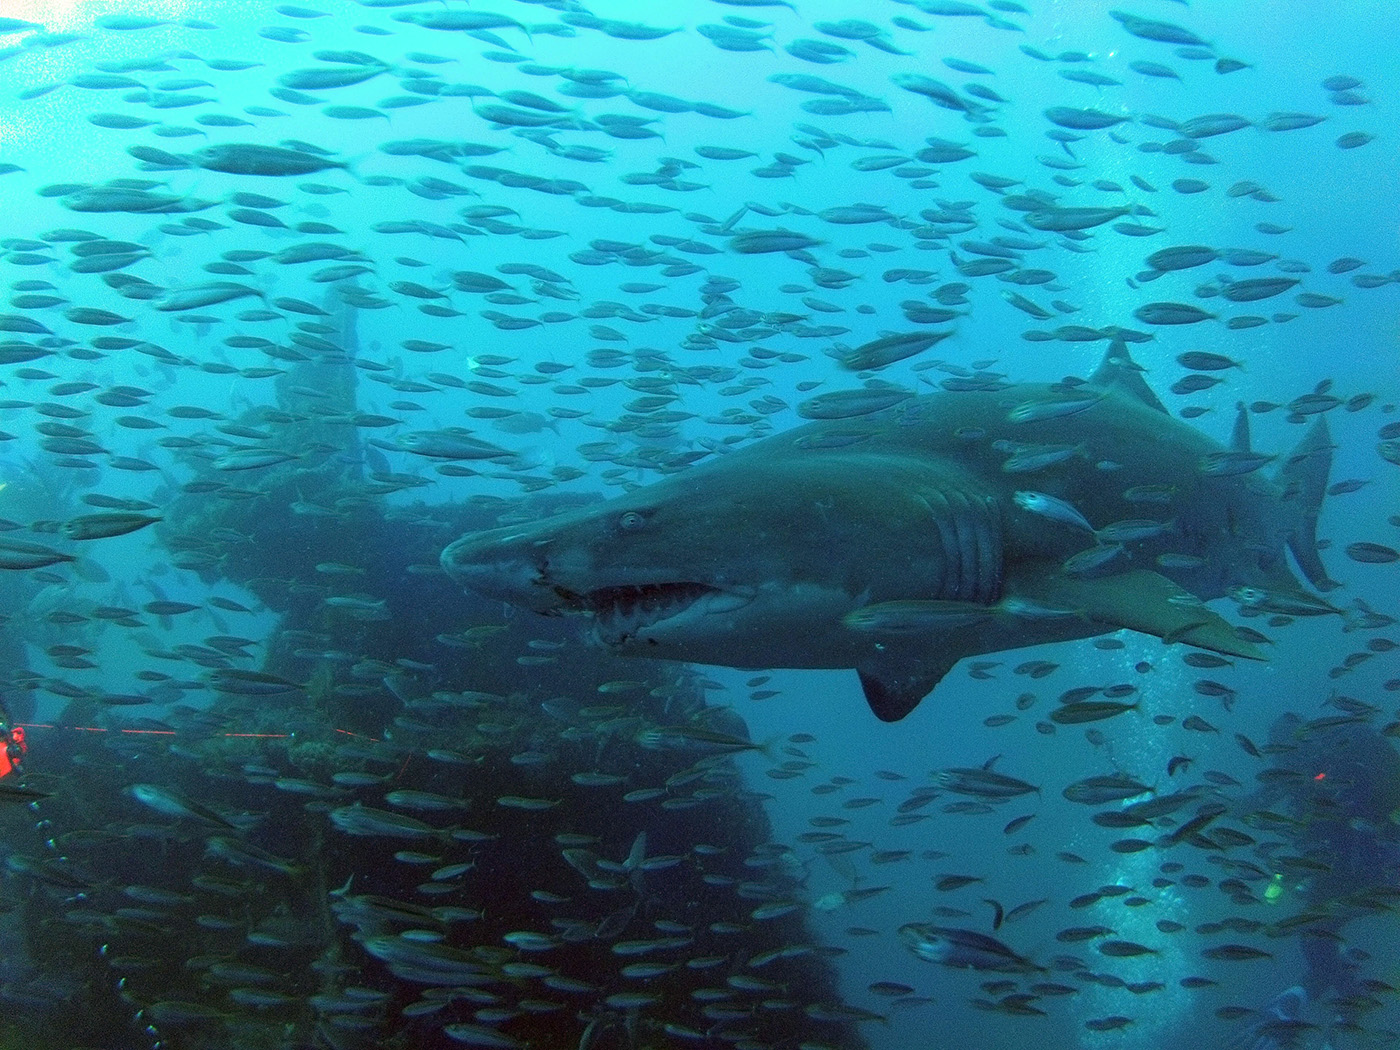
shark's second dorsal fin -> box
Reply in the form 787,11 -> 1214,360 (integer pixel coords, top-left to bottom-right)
1092,337 -> 1167,415
1230,401 -> 1252,453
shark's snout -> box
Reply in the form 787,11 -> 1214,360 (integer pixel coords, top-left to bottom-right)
441,530 -> 558,612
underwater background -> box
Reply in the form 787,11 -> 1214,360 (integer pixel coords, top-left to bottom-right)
0,1 -> 1397,1048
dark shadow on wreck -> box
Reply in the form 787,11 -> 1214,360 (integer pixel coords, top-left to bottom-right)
0,302 -> 873,1050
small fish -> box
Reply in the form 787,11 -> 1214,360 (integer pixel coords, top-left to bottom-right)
205,836 -> 302,876
1231,587 -> 1340,616
900,924 -> 1041,973
329,804 -> 445,839
1014,491 -> 1094,532
0,539 -> 76,570
798,388 -> 914,419
205,669 -> 302,695
1063,774 -> 1153,805
935,765 -> 1038,799
1085,1016 -> 1134,1032
1007,393 -> 1104,423
1057,925 -> 1115,943
1098,940 -> 1158,958
129,783 -> 237,829
1134,302 -> 1216,326
496,796 -> 560,811
60,512 -> 161,540
385,789 -> 469,813
935,874 -> 984,892
729,229 -> 823,255
1201,944 -> 1273,962
190,142 -> 349,176
836,330 -> 953,371
0,782 -> 53,803
212,448 -> 299,471
1050,700 -> 1140,725
1044,106 -> 1130,131
1199,451 -> 1277,477
1346,542 -> 1399,564
635,724 -> 772,757
843,599 -> 995,633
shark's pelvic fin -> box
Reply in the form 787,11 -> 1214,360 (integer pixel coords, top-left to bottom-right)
1010,565 -> 1266,661
857,654 -> 961,723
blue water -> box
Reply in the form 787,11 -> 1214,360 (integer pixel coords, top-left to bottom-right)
0,2 -> 1397,1048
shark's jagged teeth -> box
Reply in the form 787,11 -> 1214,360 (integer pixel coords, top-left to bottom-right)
585,582 -> 722,645
700,589 -> 756,615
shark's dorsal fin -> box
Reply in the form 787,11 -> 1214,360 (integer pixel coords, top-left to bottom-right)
1092,337 -> 1167,415
1009,564 -> 1266,662
1230,401 -> 1252,453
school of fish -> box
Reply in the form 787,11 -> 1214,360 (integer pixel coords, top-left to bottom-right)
0,2 -> 1396,1050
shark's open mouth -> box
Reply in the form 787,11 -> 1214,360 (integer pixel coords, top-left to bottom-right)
565,582 -> 722,645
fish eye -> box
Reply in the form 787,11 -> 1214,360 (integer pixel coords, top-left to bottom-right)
618,511 -> 646,532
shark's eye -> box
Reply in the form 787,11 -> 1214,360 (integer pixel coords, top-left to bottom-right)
618,511 -> 646,532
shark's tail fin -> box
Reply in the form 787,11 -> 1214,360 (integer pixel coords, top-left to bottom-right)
1276,414 -> 1336,591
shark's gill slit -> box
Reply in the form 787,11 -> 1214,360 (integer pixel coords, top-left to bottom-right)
927,490 -> 962,599
929,488 -> 1003,604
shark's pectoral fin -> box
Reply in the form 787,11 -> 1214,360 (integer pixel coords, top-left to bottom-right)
1010,566 -> 1266,662
857,652 -> 961,723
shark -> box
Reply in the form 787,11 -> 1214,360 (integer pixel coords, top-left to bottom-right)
441,345 -> 1334,722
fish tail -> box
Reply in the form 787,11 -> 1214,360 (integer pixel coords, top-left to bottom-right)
1275,413 -> 1335,590
343,153 -> 366,185
757,733 -> 784,762
1229,401 -> 1251,452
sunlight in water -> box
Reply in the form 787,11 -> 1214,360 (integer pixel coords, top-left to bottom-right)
2,0 -> 194,37
3,0 -> 84,32
0,1 -> 194,153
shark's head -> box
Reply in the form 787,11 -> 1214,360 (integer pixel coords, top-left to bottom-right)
441,448 -> 975,671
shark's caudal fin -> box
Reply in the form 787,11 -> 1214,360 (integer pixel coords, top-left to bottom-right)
1091,337 -> 1168,414
1282,414 -> 1332,593
1230,402 -> 1333,598
1276,414 -> 1336,591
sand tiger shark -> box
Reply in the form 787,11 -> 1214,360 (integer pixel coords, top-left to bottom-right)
442,345 -> 1334,721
